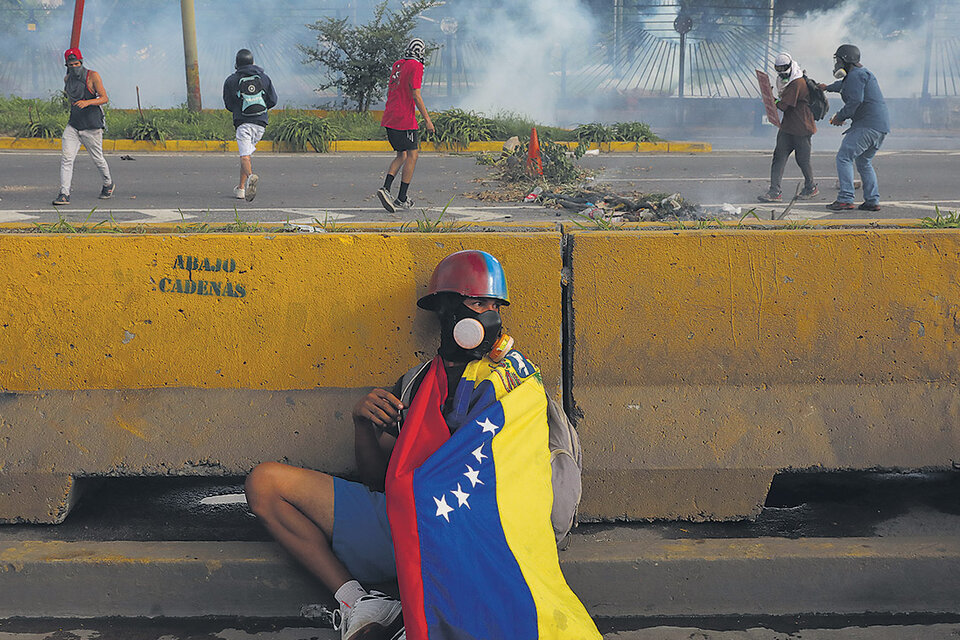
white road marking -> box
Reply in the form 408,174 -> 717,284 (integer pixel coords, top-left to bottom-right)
0,211 -> 38,223
199,493 -> 248,506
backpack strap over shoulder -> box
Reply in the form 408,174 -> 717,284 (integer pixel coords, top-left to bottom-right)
398,361 -> 431,422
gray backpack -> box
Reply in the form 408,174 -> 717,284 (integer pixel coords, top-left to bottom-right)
399,361 -> 582,546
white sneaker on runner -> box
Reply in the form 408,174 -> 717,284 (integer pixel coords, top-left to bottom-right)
393,198 -> 415,211
332,591 -> 403,640
376,188 -> 396,213
233,186 -> 245,199
244,174 -> 259,202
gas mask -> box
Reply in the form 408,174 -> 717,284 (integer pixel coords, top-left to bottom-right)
833,59 -> 847,80
775,65 -> 791,80
438,300 -> 504,363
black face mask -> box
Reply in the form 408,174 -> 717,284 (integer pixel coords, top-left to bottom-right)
438,301 -> 503,363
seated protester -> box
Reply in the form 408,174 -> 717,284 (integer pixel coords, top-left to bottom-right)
246,250 -> 599,640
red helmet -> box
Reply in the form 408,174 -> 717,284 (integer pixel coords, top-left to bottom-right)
64,47 -> 83,63
417,250 -> 510,310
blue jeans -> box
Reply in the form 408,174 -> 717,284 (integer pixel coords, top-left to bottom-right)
836,127 -> 886,204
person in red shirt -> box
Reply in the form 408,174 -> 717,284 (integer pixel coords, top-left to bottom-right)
376,38 -> 434,213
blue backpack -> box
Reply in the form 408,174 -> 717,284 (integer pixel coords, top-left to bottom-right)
238,74 -> 267,116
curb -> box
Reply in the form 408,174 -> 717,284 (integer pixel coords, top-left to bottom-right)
0,137 -> 711,154
1,534 -> 958,618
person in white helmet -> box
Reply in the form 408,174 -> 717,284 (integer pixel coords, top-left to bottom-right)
758,52 -> 818,202
376,38 -> 435,213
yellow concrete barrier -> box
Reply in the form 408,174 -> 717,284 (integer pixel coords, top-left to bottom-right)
0,137 -> 711,153
0,232 -> 561,522
569,228 -> 960,521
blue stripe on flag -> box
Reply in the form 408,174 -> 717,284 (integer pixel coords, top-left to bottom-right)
413,396 -> 538,639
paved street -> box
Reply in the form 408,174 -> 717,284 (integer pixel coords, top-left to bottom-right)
2,135 -> 960,225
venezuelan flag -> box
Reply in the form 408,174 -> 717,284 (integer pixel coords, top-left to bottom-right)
385,353 -> 600,640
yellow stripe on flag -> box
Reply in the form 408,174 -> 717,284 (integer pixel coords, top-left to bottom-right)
469,357 -> 600,639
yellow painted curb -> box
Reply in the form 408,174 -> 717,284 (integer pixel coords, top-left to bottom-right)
1,137 -> 711,153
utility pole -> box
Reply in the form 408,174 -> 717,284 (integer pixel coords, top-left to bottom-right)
921,1 -> 936,99
70,0 -> 84,49
180,0 -> 202,111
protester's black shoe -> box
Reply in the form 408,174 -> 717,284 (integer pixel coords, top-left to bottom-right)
858,201 -> 881,211
52,192 -> 69,206
798,184 -> 819,199
757,191 -> 782,203
99,183 -> 115,199
377,188 -> 396,213
826,200 -> 855,211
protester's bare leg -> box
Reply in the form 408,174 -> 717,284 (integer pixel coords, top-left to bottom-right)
387,151 -> 406,179
245,461 -> 352,592
400,149 -> 418,183
239,155 -> 253,190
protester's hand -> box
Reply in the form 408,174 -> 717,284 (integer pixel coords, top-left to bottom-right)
817,83 -> 827,91
425,120 -> 435,133
353,388 -> 404,429
74,100 -> 89,109
830,114 -> 844,126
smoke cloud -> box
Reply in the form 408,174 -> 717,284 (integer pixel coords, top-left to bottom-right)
449,0 -> 598,125
777,0 -> 944,98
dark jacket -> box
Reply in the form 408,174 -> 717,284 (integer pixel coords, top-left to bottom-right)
777,77 -> 816,137
222,64 -> 278,128
825,66 -> 890,133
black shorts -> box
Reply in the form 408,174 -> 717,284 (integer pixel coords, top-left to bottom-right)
386,127 -> 419,152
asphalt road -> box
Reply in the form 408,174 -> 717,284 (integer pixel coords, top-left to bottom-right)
2,141 -> 959,225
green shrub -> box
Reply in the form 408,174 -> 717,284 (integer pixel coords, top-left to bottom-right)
421,108 -> 499,148
268,112 -> 335,152
128,117 -> 169,143
573,122 -> 616,145
612,121 -> 660,142
325,111 -> 384,140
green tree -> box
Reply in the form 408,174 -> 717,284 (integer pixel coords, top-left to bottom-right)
299,0 -> 438,113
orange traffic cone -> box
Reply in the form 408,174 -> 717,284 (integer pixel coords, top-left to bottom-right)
526,127 -> 543,177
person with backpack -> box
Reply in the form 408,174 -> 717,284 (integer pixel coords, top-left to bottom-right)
375,38 -> 435,213
818,44 -> 890,212
758,52 -> 819,203
245,250 -> 596,640
53,48 -> 115,206
222,49 -> 277,202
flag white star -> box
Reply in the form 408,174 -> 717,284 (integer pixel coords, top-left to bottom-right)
451,483 -> 471,509
471,444 -> 487,464
477,417 -> 500,435
464,464 -> 484,487
434,495 -> 454,522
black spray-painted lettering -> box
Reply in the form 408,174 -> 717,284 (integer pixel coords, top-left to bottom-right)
158,278 -> 247,298
173,255 -> 237,273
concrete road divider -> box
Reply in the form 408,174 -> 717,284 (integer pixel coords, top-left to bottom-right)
0,232 -> 561,522
3,226 -> 960,523
568,228 -> 960,521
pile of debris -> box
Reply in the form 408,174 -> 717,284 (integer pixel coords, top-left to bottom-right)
530,186 -> 706,221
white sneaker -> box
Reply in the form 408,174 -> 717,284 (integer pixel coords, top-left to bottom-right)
376,188 -> 396,213
394,198 -> 415,211
233,186 -> 245,199
245,174 -> 259,202
332,591 -> 403,640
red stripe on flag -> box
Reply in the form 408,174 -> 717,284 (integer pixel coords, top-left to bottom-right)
386,357 -> 451,640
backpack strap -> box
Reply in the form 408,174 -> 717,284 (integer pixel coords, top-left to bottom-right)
397,361 -> 431,429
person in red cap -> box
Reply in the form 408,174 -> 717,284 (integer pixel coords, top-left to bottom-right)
244,251 -> 513,640
53,48 -> 114,206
